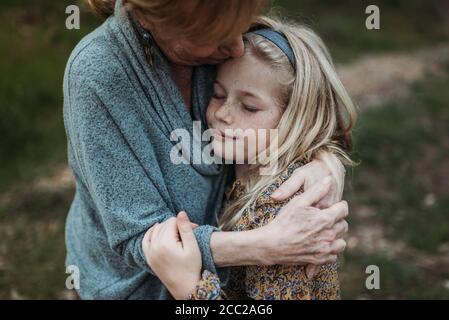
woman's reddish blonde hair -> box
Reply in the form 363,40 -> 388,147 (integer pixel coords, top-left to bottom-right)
87,0 -> 266,44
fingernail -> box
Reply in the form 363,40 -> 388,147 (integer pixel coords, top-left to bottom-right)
306,270 -> 313,279
322,176 -> 332,185
272,190 -> 282,198
180,212 -> 189,221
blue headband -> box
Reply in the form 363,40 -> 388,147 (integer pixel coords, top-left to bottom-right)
250,28 -> 296,70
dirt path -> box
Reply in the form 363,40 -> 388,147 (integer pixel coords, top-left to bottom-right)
337,43 -> 449,110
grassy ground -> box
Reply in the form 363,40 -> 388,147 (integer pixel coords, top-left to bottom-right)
0,0 -> 97,194
1,0 -> 448,299
340,66 -> 449,299
274,0 -> 449,61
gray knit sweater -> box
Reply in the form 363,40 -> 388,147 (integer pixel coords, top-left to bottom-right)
63,0 -> 228,299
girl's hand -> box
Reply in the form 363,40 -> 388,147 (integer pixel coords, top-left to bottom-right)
271,151 -> 345,209
143,212 -> 202,299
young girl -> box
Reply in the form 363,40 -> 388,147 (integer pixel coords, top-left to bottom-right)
145,18 -> 356,300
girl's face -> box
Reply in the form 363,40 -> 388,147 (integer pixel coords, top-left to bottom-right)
206,54 -> 284,163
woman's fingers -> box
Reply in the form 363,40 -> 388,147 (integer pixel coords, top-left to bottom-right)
176,212 -> 197,248
282,176 -> 332,209
323,201 -> 348,227
297,254 -> 338,265
330,239 -> 346,254
271,165 -> 306,200
305,264 -> 320,279
333,220 -> 349,239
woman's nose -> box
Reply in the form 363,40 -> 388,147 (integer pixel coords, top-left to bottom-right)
221,36 -> 244,58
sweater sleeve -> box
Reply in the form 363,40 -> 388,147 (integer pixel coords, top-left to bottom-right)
63,44 -> 221,276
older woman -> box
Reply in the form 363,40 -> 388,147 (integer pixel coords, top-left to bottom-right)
63,0 -> 348,299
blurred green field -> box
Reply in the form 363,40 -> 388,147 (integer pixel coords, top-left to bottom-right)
341,68 -> 449,299
0,0 -> 448,299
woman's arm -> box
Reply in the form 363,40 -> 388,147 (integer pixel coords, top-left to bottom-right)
64,51 -> 220,276
210,177 -> 348,267
146,179 -> 348,299
147,194 -> 347,299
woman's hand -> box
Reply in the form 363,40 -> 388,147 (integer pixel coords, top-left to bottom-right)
271,151 -> 345,208
259,177 -> 348,267
142,212 -> 202,299
269,152 -> 346,278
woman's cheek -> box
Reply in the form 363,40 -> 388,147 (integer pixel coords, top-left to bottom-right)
185,43 -> 217,58
205,102 -> 216,125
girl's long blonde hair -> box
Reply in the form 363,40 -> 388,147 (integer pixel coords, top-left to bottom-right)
219,17 -> 357,231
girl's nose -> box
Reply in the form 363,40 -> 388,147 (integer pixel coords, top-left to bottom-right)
221,36 -> 244,58
215,101 -> 233,124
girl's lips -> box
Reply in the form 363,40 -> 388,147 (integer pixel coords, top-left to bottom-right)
210,128 -> 237,140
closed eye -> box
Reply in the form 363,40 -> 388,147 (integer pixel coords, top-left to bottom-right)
243,105 -> 259,113
213,92 -> 226,100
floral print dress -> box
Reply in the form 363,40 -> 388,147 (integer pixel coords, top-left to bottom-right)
188,161 -> 341,300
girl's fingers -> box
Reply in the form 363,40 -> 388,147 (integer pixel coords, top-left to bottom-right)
149,223 -> 161,244
176,211 -> 197,247
190,223 -> 199,229
159,217 -> 179,242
